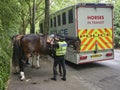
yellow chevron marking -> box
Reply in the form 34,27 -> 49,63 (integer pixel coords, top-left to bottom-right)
78,28 -> 113,51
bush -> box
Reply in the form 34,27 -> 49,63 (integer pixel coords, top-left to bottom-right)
0,26 -> 11,90
114,34 -> 120,49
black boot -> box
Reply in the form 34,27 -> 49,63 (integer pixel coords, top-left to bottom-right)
61,77 -> 66,81
51,76 -> 57,81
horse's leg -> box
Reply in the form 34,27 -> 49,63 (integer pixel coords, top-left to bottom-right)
28,56 -> 32,66
30,54 -> 36,68
36,55 -> 40,69
31,55 -> 34,67
12,65 -> 19,74
19,59 -> 25,81
12,59 -> 20,74
26,59 -> 29,65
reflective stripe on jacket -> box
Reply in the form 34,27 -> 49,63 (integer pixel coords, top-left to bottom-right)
56,41 -> 67,56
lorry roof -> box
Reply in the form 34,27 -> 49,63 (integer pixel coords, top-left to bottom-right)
76,3 -> 113,8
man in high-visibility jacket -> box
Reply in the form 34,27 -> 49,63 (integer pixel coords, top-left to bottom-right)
51,36 -> 67,81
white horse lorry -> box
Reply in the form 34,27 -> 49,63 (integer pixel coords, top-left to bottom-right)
40,3 -> 114,64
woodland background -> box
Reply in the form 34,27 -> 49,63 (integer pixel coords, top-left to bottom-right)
0,0 -> 119,90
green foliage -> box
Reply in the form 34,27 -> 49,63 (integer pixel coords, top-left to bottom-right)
50,0 -> 99,13
0,25 -> 11,90
114,0 -> 120,48
0,0 -> 20,30
0,0 -> 18,89
16,0 -> 45,34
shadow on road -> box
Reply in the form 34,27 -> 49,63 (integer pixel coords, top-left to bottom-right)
65,60 -> 107,70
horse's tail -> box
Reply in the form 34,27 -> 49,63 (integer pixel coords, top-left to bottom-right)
12,39 -> 21,67
19,36 -> 26,60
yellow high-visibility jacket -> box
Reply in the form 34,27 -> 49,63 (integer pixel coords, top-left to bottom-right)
56,41 -> 67,56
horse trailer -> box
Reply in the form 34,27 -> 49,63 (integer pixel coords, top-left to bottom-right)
40,3 -> 114,64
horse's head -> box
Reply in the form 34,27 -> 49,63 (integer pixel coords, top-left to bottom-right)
73,38 -> 81,52
46,34 -> 60,56
46,34 -> 55,55
55,35 -> 81,53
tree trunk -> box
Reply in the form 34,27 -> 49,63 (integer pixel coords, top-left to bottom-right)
44,0 -> 50,34
30,0 -> 36,34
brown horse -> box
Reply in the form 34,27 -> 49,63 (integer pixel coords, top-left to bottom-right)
12,34 -> 44,70
12,34 -> 52,80
12,33 -> 80,80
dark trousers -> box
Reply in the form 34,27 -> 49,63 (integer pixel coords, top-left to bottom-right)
53,55 -> 66,79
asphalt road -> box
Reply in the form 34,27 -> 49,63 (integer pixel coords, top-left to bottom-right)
7,50 -> 120,90
7,57 -> 89,90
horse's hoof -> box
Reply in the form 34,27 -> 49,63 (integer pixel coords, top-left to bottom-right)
20,78 -> 25,81
36,67 -> 40,69
20,75 -> 25,81
20,77 -> 25,81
